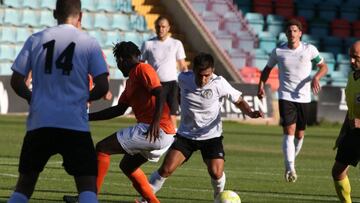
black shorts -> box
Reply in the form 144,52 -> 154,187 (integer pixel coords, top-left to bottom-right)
279,99 -> 309,130
19,127 -> 97,176
170,135 -> 225,161
161,80 -> 179,115
335,128 -> 360,167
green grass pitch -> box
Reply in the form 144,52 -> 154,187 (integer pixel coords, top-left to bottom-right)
0,115 -> 359,202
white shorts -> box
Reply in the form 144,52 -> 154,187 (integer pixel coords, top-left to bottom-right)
116,123 -> 175,162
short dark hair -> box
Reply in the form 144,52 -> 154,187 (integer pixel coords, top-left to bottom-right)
193,53 -> 214,72
55,0 -> 81,20
155,16 -> 170,26
286,18 -> 303,31
113,41 -> 141,60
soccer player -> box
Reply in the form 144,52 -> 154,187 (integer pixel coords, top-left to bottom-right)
257,18 -> 328,182
8,0 -> 109,202
141,16 -> 188,129
145,53 -> 263,201
64,41 -> 175,203
332,40 -> 360,203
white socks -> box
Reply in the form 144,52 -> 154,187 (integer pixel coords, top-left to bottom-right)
294,137 -> 304,157
149,170 -> 167,194
282,134 -> 295,172
78,191 -> 98,203
8,192 -> 28,203
211,172 -> 226,198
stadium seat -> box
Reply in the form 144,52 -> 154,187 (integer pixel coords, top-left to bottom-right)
223,12 -> 245,35
277,32 -> 287,45
330,70 -> 348,87
239,66 -> 261,84
250,48 -> 269,70
20,9 -> 40,27
96,0 -> 117,12
15,27 -> 32,43
117,0 -> 133,13
339,4 -> 358,22
123,31 -> 143,47
352,20 -> 360,37
253,0 -> 273,16
3,0 -> 22,8
344,37 -> 357,51
320,51 -> 335,75
330,19 -> 351,38
39,10 -> 56,27
228,48 -> 247,69
190,0 -> 208,13
82,0 -> 97,11
0,44 -> 16,61
336,53 -> 350,67
318,4 -> 337,22
40,0 -> 56,10
322,36 -> 343,56
296,0 -> 316,21
104,31 -> 122,48
301,34 -> 320,48
245,12 -> 265,33
234,0 -> 252,14
81,12 -> 94,30
0,26 -> 16,43
94,12 -> 112,30
130,14 -> 148,32
274,0 -> 294,19
103,49 -> 117,68
213,30 -> 233,53
3,8 -> 21,26
208,0 -> 230,15
0,61 -> 13,75
142,32 -> 156,41
234,31 -> 255,50
309,18 -> 329,37
22,0 -> 40,9
112,13 -> 132,31
200,11 -> 221,33
87,30 -> 105,47
258,31 -> 277,54
266,14 -> 284,36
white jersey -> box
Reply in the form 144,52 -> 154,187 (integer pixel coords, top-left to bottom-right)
141,36 -> 186,82
177,71 -> 242,140
11,24 -> 108,132
267,42 -> 323,103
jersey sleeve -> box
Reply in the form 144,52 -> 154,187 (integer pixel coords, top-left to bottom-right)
11,36 -> 33,76
88,39 -> 108,77
176,40 -> 186,60
219,76 -> 242,103
309,45 -> 323,65
266,48 -> 278,68
137,64 -> 161,92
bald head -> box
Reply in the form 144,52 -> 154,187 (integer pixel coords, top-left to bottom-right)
350,41 -> 360,70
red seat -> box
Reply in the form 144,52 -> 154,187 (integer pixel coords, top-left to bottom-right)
352,20 -> 360,37
253,0 -> 273,16
239,66 -> 261,84
331,19 -> 351,38
274,0 -> 294,19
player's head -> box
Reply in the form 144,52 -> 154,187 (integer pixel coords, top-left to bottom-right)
193,53 -> 215,87
285,19 -> 302,45
350,41 -> 360,71
155,16 -> 170,41
54,0 -> 82,27
113,41 -> 141,77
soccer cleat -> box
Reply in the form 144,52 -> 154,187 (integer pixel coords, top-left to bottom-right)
135,198 -> 148,203
284,170 -> 297,183
63,195 -> 79,203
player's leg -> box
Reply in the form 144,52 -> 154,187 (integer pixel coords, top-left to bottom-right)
95,133 -> 127,194
332,161 -> 351,203
279,100 -> 297,182
119,154 -> 160,203
294,102 -> 309,157
201,136 -> 226,198
9,128 -> 53,203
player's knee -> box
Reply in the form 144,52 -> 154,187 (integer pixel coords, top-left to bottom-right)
158,166 -> 174,178
209,170 -> 223,180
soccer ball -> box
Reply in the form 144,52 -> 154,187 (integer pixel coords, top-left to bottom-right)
214,190 -> 241,203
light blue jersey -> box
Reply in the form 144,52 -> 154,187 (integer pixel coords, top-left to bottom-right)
177,71 -> 242,140
11,24 -> 108,132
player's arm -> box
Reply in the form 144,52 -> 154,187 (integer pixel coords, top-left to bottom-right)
177,59 -> 188,72
11,71 -> 32,104
89,102 -> 129,121
311,62 -> 328,95
257,66 -> 272,99
234,96 -> 264,119
89,73 -> 109,102
146,86 -> 164,143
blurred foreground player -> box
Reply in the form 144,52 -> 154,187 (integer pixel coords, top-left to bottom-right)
8,0 -> 109,202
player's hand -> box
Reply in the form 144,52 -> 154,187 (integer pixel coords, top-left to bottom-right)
250,110 -> 264,118
311,77 -> 321,95
145,124 -> 160,143
103,91 -> 113,101
257,87 -> 265,99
